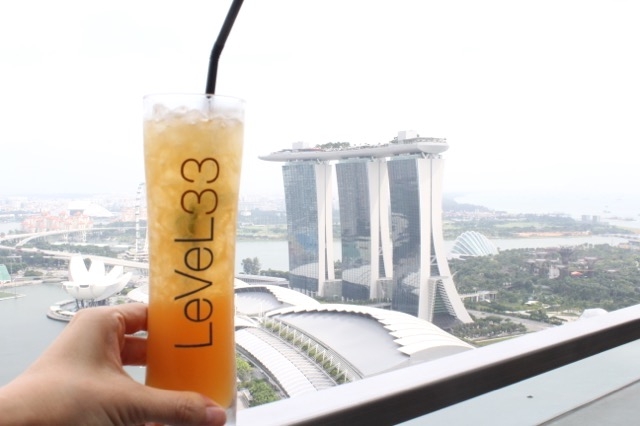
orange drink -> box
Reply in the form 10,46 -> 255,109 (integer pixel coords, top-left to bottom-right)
143,94 -> 243,421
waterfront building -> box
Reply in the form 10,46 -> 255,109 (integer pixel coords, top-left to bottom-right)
21,211 -> 93,235
61,255 -> 131,307
261,131 -> 472,328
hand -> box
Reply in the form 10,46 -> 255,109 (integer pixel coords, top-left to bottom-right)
0,303 -> 226,426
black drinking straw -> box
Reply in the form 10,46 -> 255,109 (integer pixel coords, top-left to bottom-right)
205,0 -> 245,95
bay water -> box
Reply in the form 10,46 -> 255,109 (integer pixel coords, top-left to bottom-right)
0,284 -> 68,384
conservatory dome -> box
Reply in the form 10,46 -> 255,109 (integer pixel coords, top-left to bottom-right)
450,231 -> 499,258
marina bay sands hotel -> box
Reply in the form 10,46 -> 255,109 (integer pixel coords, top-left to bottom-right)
260,131 -> 472,329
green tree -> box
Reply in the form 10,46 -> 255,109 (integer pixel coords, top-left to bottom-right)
237,357 -> 252,382
261,269 -> 289,279
452,244 -> 640,315
241,257 -> 261,275
315,142 -> 351,150
23,269 -> 43,277
247,380 -> 279,406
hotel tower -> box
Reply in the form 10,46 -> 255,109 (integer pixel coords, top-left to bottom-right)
260,131 -> 472,328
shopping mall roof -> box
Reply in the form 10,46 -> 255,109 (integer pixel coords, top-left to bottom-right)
265,303 -> 474,377
235,282 -> 320,316
128,281 -> 474,397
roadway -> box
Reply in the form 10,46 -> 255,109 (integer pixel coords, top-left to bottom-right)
468,309 -> 553,333
0,228 -> 148,270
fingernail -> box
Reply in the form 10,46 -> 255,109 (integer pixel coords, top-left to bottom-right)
202,406 -> 226,426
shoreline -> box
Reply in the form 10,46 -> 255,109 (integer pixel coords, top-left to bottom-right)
514,231 -> 592,238
0,293 -> 26,301
0,280 -> 57,289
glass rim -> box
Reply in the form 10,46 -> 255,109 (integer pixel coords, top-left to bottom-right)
143,93 -> 245,121
143,93 -> 245,103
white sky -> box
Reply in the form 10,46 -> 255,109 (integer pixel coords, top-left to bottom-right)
1,0 -> 639,201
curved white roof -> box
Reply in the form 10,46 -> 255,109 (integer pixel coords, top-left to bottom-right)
289,262 -> 319,279
235,284 -> 320,316
266,303 -> 473,376
450,231 -> 499,258
579,308 -> 608,319
68,201 -> 114,218
63,256 -> 130,301
236,327 -> 334,397
341,264 -> 371,286
127,282 -> 474,395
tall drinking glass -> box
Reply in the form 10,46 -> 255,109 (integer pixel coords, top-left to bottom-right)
143,94 -> 244,423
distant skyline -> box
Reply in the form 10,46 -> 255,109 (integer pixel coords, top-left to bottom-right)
1,1 -> 639,203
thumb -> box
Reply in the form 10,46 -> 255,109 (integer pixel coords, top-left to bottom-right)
133,386 -> 227,426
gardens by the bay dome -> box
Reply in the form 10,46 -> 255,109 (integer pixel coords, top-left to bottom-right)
450,231 -> 499,258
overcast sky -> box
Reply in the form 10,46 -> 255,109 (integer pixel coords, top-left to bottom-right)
1,0 -> 639,205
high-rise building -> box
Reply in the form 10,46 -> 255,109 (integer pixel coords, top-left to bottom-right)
282,162 -> 336,296
260,132 -> 472,328
335,158 -> 393,302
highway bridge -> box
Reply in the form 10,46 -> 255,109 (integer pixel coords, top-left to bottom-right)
0,228 -> 148,271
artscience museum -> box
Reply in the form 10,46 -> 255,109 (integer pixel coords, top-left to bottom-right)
61,255 -> 132,306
